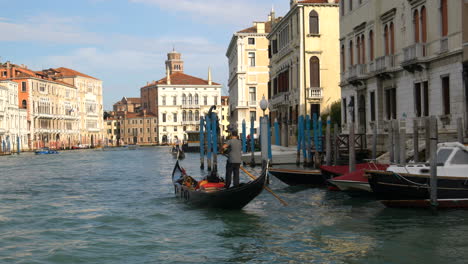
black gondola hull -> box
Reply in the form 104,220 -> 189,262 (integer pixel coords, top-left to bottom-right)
268,167 -> 324,186
366,170 -> 468,201
172,161 -> 266,210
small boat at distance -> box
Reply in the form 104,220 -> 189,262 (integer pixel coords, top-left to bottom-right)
172,160 -> 266,209
35,147 -> 59,155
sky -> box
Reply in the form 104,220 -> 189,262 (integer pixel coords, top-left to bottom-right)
0,0 -> 289,110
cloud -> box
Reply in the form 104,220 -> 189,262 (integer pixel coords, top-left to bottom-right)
129,0 -> 279,25
0,15 -> 103,44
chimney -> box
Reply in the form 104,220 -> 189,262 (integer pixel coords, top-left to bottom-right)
256,22 -> 265,34
208,67 -> 212,85
166,65 -> 171,85
143,109 -> 147,117
6,61 -> 11,79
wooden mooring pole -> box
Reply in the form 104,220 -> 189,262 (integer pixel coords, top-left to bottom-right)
349,122 -> 356,173
389,120 -> 394,163
334,123 -> 339,166
400,122 -> 406,166
325,116 -> 331,166
413,119 -> 419,163
429,116 -> 438,209
372,123 -> 377,161
394,120 -> 400,164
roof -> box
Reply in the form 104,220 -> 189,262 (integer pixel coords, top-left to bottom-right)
126,97 -> 141,104
238,19 -> 278,34
125,112 -> 157,118
54,67 -> 99,80
143,72 -> 220,87
298,0 -> 339,3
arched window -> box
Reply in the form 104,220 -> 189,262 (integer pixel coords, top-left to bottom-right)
195,110 -> 200,121
341,45 -> 346,71
349,40 -> 354,66
356,36 -> 361,65
188,111 -> 193,121
441,0 -> 448,36
390,22 -> 395,55
361,35 -> 366,64
21,100 -> 27,109
309,10 -> 319,34
421,6 -> 427,55
194,94 -> 199,105
369,30 -> 374,61
182,111 -> 187,121
188,94 -> 193,105
384,25 -> 389,55
182,94 -> 187,105
309,56 -> 320,88
414,10 -> 420,43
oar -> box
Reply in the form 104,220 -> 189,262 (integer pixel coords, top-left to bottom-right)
240,166 -> 288,206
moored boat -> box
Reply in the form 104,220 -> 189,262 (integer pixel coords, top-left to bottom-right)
268,165 -> 324,186
241,145 -> 297,165
366,142 -> 468,208
172,160 -> 266,209
35,148 -> 59,155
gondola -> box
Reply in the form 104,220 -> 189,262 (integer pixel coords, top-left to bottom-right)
268,165 -> 324,186
171,160 -> 267,209
171,147 -> 185,159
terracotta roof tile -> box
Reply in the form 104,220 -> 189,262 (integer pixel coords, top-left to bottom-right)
144,72 -> 220,87
238,19 -> 278,34
54,67 -> 99,80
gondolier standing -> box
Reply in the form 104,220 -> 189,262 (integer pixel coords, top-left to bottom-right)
222,131 -> 242,188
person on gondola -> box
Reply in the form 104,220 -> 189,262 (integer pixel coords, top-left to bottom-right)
222,130 -> 242,188
173,136 -> 180,152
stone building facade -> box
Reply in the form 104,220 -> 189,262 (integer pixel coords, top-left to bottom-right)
226,12 -> 274,134
268,0 -> 341,146
119,110 -> 158,145
113,97 -> 141,113
339,0 -> 467,146
140,50 -> 222,144
0,80 -> 28,153
220,96 -> 230,138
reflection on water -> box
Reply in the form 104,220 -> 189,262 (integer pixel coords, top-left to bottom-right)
1,147 -> 468,263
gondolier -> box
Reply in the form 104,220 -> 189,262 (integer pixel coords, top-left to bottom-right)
222,131 -> 242,188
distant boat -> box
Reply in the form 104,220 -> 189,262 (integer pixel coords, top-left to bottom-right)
35,148 -> 59,155
366,142 -> 468,208
171,146 -> 185,159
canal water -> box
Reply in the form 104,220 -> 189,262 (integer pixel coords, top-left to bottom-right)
1,147 -> 468,264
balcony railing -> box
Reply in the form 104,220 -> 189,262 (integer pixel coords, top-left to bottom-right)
182,120 -> 199,125
440,37 -> 448,53
403,43 -> 426,62
306,87 -> 323,100
375,55 -> 395,72
181,104 -> 200,109
348,64 -> 368,80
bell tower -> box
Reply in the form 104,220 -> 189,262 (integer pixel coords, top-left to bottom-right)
165,49 -> 184,75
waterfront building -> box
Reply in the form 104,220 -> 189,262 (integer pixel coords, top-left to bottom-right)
268,0 -> 341,146
0,62 -> 81,149
120,110 -> 158,145
140,50 -> 222,144
220,96 -> 230,139
113,97 -> 141,113
0,80 -> 28,153
42,67 -> 105,147
464,1 -> 468,136
226,13 -> 275,134
104,117 -> 121,146
340,0 -> 467,147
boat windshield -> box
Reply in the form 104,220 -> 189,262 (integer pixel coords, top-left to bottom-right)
436,148 -> 453,165
451,150 -> 468,165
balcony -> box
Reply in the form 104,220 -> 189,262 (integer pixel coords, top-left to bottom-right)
402,43 -> 427,72
270,93 -> 290,109
182,120 -> 199,125
347,64 -> 368,86
235,100 -> 249,109
0,128 -> 5,135
181,104 -> 200,109
440,37 -> 448,53
374,55 -> 395,78
306,87 -> 323,101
